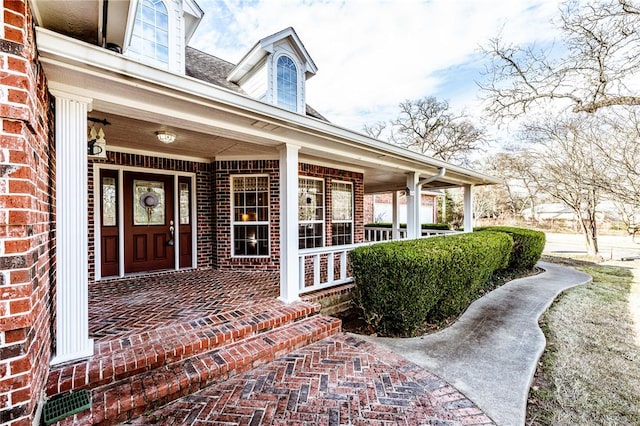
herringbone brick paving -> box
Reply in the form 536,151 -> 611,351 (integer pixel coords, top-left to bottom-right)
48,269 -> 352,425
90,269 -> 279,342
49,270 -> 495,425
129,334 -> 495,425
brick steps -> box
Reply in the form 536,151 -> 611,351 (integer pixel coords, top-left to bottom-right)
46,301 -> 341,425
47,300 -> 319,396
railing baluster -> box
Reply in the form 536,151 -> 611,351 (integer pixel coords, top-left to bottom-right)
327,253 -> 335,284
340,250 -> 347,280
313,254 -> 321,287
299,256 -> 305,290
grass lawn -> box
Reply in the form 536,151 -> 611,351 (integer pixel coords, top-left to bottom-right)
526,256 -> 640,425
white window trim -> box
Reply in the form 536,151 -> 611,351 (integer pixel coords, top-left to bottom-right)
124,0 -> 174,71
331,180 -> 354,245
230,174 -> 271,258
272,51 -> 304,114
298,176 -> 325,248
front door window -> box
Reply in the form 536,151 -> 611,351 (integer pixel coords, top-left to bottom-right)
133,180 -> 166,225
124,172 -> 174,273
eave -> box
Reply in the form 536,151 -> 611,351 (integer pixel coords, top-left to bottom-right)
36,28 -> 499,193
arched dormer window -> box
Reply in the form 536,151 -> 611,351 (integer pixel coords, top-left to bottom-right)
276,55 -> 298,112
128,0 -> 169,67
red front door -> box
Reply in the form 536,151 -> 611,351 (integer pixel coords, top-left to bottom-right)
123,172 -> 175,273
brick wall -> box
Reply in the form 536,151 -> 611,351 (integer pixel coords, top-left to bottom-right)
299,163 -> 364,244
0,1 -> 55,424
299,163 -> 364,287
213,161 -> 364,272
214,159 -> 281,271
87,153 -> 214,281
364,192 -> 439,223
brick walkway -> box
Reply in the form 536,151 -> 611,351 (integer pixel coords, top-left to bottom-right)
128,334 -> 495,426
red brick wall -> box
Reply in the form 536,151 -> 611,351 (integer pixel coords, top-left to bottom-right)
299,163 -> 364,244
214,159 -> 281,271
364,194 -> 375,224
84,158 -> 366,275
0,1 -> 55,424
364,192 -> 439,223
214,161 -> 364,272
87,153 -> 214,281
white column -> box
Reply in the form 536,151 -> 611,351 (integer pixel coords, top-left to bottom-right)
391,191 -> 400,240
463,184 -> 474,233
406,172 -> 419,239
278,144 -> 301,304
51,91 -> 94,365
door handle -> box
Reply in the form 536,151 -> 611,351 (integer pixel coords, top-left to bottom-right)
167,221 -> 175,246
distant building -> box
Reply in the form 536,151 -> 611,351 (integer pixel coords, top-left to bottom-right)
364,192 -> 440,224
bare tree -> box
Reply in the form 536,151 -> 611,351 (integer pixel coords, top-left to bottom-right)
588,108 -> 640,206
364,97 -> 486,166
483,152 -> 543,221
362,121 -> 387,139
518,115 -> 608,255
613,200 -> 640,241
480,0 -> 640,120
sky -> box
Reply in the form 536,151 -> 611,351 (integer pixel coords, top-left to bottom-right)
189,0 -> 564,141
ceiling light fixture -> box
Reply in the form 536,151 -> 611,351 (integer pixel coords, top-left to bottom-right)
156,131 -> 176,144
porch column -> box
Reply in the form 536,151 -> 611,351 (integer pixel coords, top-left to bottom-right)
51,91 -> 94,365
406,172 -> 419,239
392,191 -> 400,240
278,144 -> 301,304
463,184 -> 474,233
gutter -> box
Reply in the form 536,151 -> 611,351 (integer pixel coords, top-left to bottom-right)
35,28 -> 499,186
418,167 -> 446,187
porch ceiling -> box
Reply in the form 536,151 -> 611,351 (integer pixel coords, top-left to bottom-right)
93,111 -> 474,193
37,28 -> 499,194
90,111 -> 276,160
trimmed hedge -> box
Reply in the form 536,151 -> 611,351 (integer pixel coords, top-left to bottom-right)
350,231 -> 513,336
475,226 -> 545,271
365,223 -> 451,230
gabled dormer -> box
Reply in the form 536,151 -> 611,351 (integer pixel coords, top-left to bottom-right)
124,0 -> 203,74
227,27 -> 318,114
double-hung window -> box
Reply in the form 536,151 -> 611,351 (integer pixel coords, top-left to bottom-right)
232,176 -> 269,256
298,177 -> 324,249
331,181 -> 354,245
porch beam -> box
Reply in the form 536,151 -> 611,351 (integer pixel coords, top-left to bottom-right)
406,172 -> 419,239
463,184 -> 474,233
51,90 -> 94,365
278,144 -> 301,303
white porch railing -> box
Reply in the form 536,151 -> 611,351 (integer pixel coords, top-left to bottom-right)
363,227 -> 407,241
364,226 -> 456,241
298,242 -> 372,294
298,228 -> 460,295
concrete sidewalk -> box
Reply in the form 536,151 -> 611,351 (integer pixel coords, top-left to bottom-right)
358,261 -> 591,426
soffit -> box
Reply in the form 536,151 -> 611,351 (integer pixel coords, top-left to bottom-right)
32,0 -> 130,48
32,0 -> 101,44
37,28 -> 499,191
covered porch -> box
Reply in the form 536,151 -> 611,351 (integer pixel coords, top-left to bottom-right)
36,27 -> 498,366
47,268 -> 342,423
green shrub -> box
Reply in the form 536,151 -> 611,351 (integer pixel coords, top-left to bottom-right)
364,223 -> 451,230
475,226 -> 546,271
350,232 -> 512,336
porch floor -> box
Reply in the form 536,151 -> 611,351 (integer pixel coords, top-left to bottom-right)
89,268 -> 280,343
47,269 -> 494,425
